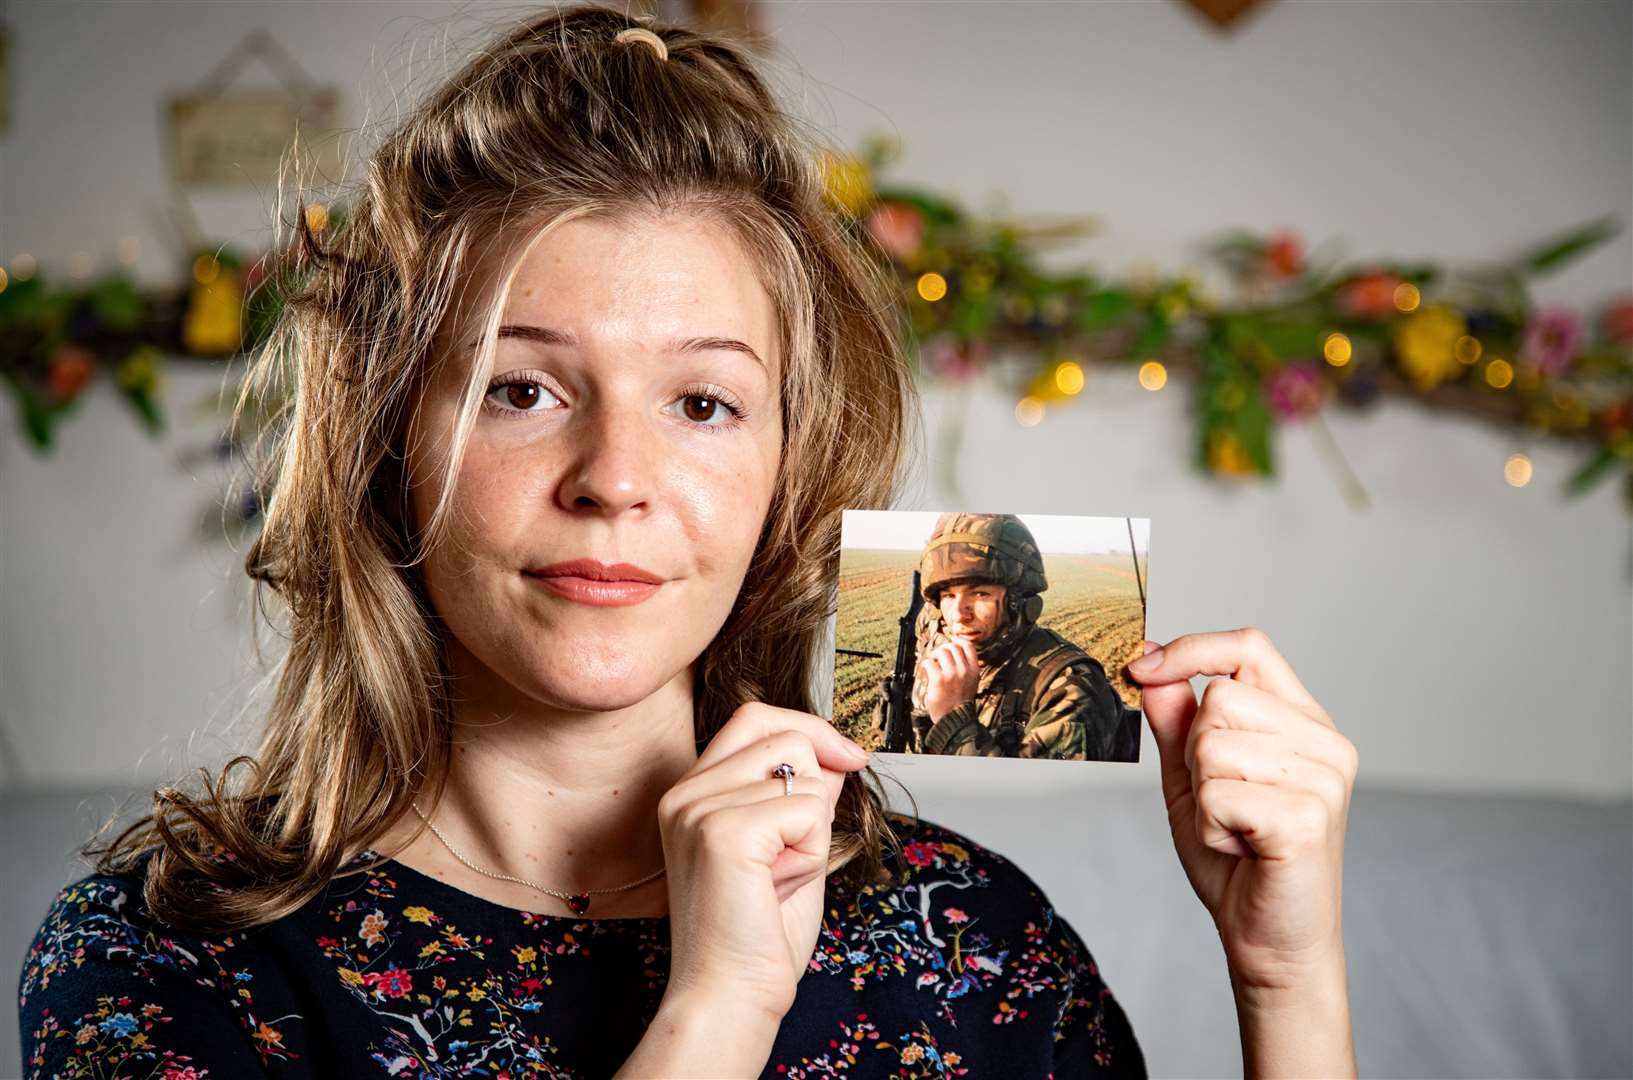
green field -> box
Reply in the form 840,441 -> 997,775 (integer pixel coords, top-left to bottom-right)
831,548 -> 1147,747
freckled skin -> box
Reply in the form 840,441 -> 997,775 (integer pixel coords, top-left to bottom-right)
404,212 -> 784,721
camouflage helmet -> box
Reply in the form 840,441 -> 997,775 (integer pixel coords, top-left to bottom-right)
918,512 -> 1048,603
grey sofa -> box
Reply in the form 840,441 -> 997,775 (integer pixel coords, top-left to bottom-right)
5,781 -> 1629,1078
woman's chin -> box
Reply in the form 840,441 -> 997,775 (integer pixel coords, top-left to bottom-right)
517,659 -> 682,713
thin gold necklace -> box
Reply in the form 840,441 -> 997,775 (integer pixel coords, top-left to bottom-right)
409,802 -> 666,916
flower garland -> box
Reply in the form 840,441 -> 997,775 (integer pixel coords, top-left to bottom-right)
1,142 -> 1628,525
822,136 -> 1633,510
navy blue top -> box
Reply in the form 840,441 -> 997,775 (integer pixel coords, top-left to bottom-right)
18,812 -> 1144,1078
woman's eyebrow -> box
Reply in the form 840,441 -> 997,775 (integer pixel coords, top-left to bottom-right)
494,324 -> 767,371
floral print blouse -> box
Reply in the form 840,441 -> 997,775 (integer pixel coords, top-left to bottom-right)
18,812 -> 1144,1078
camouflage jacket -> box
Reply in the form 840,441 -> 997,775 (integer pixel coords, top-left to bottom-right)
913,624 -> 1128,760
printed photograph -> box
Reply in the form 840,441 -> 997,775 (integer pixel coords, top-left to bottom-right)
832,509 -> 1149,761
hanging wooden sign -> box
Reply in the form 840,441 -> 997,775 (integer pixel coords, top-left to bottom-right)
1179,0 -> 1269,31
166,29 -> 343,187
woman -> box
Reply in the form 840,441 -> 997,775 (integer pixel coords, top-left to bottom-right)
18,6 -> 1358,1077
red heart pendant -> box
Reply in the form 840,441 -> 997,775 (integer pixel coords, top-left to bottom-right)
565,893 -> 591,915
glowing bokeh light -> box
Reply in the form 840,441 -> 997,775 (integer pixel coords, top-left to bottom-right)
1323,332 -> 1353,367
916,272 -> 948,302
1015,396 -> 1045,426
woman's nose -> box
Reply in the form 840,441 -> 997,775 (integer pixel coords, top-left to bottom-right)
554,401 -> 657,516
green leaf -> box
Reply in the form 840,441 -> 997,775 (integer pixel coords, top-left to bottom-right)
1257,320 -> 1324,359
1206,230 -> 1265,257
1074,289 -> 1130,332
1238,383 -> 1276,475
0,274 -> 49,323
88,278 -> 145,332
1519,216 -> 1621,276
950,294 -> 996,341
124,386 -> 164,434
2,371 -> 54,449
1128,310 -> 1169,360
1565,446 -> 1619,496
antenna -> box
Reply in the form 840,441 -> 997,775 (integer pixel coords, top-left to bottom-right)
1126,517 -> 1145,609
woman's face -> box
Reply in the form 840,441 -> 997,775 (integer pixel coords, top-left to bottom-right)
406,212 -> 784,713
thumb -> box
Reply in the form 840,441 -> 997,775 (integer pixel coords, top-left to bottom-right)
1130,640 -> 1200,810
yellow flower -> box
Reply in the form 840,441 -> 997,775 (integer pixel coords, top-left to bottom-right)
402,905 -> 436,925
514,946 -> 537,965
338,967 -> 365,988
818,151 -> 872,217
1208,431 -> 1258,478
901,1044 -> 925,1063
1393,304 -> 1468,390
467,986 -> 487,1001
116,346 -> 162,393
938,842 -> 970,863
418,941 -> 446,958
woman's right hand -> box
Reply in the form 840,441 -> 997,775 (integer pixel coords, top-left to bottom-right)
656,702 -> 870,1029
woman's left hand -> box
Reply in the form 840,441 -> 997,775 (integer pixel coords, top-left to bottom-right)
1125,628 -> 1359,991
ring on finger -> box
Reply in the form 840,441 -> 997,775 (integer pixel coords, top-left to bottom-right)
772,761 -> 796,797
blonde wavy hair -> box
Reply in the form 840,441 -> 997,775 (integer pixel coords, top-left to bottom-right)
84,2 -> 925,934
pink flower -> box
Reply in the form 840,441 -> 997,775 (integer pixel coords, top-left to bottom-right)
1520,306 -> 1583,375
921,338 -> 986,383
1266,362 -> 1326,420
865,201 -> 925,260
943,907 -> 969,924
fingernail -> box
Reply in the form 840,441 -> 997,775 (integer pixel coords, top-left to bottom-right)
1129,646 -> 1163,674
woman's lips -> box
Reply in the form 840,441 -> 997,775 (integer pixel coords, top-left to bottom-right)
525,573 -> 661,607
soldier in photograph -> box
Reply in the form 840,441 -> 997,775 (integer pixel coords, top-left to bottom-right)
874,512 -> 1136,760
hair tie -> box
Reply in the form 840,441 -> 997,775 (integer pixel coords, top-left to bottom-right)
614,26 -> 669,62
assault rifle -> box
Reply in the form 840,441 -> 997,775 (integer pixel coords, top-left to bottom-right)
878,570 -> 925,753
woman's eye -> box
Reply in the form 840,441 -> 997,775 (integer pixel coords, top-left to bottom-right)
670,390 -> 745,429
676,394 -> 727,425
485,380 -> 561,415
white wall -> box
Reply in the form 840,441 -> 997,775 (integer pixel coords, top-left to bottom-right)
2,1 -> 1629,797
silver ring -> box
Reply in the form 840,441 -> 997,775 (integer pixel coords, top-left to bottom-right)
772,761 -> 795,796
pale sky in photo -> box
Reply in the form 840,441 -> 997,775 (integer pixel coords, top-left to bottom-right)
841,509 -> 1150,557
